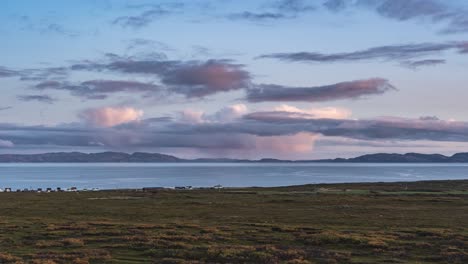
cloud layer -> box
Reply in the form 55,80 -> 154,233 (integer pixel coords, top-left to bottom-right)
259,41 -> 467,64
17,95 -> 55,104
71,58 -> 251,98
2,104 -> 468,158
246,78 -> 396,102
323,0 -> 468,34
34,80 -> 161,100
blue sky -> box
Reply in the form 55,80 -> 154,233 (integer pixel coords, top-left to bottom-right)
1,0 -> 468,159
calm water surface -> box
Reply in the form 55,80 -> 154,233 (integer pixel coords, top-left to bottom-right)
0,163 -> 467,189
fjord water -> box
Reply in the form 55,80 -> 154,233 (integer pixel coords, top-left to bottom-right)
0,163 -> 467,190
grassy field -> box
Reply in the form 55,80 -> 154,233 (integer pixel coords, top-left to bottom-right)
0,180 -> 467,263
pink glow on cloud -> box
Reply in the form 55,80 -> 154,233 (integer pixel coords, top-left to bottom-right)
80,107 -> 143,127
273,104 -> 351,119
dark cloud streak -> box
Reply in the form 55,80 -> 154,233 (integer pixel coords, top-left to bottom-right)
17,95 -> 56,104
323,0 -> 468,34
33,80 -> 161,100
258,41 -> 467,64
246,78 -> 396,103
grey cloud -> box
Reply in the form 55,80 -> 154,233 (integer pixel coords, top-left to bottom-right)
113,3 -> 184,29
246,78 -> 395,102
228,12 -> 288,21
229,0 -> 315,22
161,60 -> 251,97
42,23 -> 79,37
323,0 -> 347,11
0,106 -> 12,111
0,67 -> 19,78
273,0 -> 316,13
72,58 -> 251,98
243,111 -> 468,142
17,95 -> 56,104
401,59 -> 446,69
324,0 -> 468,34
34,80 -> 161,100
258,41 -> 467,64
2,111 -> 468,155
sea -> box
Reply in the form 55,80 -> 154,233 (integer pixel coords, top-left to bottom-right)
0,163 -> 467,190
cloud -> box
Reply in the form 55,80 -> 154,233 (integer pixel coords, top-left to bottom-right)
177,109 -> 206,124
273,0 -> 316,13
179,104 -> 249,124
258,41 -> 468,64
0,106 -> 12,111
323,0 -> 468,34
3,106 -> 468,158
17,95 -> 56,104
228,0 -> 315,22
273,104 -> 351,119
113,3 -> 184,29
401,59 -> 446,69
212,104 -> 249,122
228,12 -> 288,21
34,79 -> 161,100
243,112 -> 468,142
0,67 -> 18,78
0,139 -> 14,148
246,78 -> 396,102
79,107 -> 144,127
72,58 -> 251,98
162,60 -> 251,97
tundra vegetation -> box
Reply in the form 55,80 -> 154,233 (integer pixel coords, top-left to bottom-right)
0,180 -> 467,263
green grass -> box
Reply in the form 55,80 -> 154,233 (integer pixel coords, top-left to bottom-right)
0,180 -> 467,263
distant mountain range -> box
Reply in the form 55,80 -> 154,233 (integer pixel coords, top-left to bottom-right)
1,151 -> 468,163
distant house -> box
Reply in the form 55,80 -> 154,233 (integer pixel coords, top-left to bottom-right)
213,184 -> 223,189
175,186 -> 193,190
46,188 -> 52,193
37,188 -> 43,193
5,188 -> 12,192
70,187 -> 78,192
56,187 -> 63,192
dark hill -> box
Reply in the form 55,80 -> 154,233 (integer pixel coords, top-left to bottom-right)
1,152 -> 468,163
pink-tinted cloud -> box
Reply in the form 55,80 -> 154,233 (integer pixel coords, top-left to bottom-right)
273,104 -> 351,119
79,107 -> 143,127
165,60 -> 251,97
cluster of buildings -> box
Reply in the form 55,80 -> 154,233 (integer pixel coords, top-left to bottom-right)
142,184 -> 224,192
174,184 -> 224,190
0,185 -> 224,193
0,187 -> 99,193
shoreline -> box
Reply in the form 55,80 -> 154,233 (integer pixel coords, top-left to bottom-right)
1,179 -> 467,194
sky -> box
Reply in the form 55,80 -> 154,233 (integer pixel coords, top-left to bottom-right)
1,0 -> 468,159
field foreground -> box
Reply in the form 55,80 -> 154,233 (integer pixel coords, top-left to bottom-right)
0,180 -> 467,263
